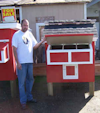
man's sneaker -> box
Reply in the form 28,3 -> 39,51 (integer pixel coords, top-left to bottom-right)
21,104 -> 27,110
27,99 -> 37,103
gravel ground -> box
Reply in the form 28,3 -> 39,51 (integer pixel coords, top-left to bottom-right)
0,76 -> 100,113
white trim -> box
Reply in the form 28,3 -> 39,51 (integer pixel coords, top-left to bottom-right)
0,23 -> 21,30
1,51 -> 5,63
68,51 -> 71,63
1,6 -> 15,9
0,40 -> 9,42
84,3 -> 87,19
47,60 -> 93,65
47,44 -> 93,65
7,44 -> 10,62
47,45 -> 51,64
48,49 -> 91,53
15,6 -> 22,23
0,44 -> 9,63
89,43 -> 93,63
63,64 -> 78,79
36,23 -> 45,42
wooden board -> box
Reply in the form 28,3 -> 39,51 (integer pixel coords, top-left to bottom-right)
45,34 -> 93,45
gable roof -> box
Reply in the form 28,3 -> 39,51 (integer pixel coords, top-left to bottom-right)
17,0 -> 91,5
0,0 -> 15,6
43,19 -> 98,39
0,0 -> 92,6
87,0 -> 100,7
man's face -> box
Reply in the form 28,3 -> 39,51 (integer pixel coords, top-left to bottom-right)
21,20 -> 29,32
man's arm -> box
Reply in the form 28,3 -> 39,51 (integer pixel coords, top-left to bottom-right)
12,46 -> 22,70
33,37 -> 46,49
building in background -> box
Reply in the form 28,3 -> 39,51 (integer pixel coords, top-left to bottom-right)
0,0 -> 91,63
87,0 -> 100,49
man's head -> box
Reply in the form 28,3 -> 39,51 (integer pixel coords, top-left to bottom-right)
21,19 -> 29,32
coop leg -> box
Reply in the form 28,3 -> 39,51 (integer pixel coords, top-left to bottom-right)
10,80 -> 17,98
47,83 -> 53,96
89,82 -> 94,96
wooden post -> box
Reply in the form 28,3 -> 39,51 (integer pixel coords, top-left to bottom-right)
47,83 -> 53,96
89,82 -> 94,96
10,80 -> 17,98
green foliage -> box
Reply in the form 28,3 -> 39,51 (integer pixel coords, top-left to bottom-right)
34,76 -> 46,83
95,76 -> 100,80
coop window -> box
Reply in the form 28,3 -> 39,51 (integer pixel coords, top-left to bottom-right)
64,45 -> 76,49
51,45 -> 62,50
77,44 -> 89,49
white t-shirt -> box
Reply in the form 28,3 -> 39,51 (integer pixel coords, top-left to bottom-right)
12,30 -> 37,64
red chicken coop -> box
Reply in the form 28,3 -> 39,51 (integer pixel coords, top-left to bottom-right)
0,23 -> 21,97
44,20 -> 98,96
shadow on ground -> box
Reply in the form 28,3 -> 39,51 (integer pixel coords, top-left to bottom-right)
0,76 -> 100,113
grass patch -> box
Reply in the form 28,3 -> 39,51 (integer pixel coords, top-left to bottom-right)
34,76 -> 47,83
34,76 -> 100,83
95,76 -> 100,80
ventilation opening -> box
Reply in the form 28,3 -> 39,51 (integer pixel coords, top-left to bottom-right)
51,45 -> 62,50
64,45 -> 76,49
50,43 -> 90,50
77,44 -> 89,49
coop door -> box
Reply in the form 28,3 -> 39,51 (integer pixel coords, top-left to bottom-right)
63,64 -> 78,79
0,43 -> 9,63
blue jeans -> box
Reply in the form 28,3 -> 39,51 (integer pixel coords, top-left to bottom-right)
17,63 -> 34,104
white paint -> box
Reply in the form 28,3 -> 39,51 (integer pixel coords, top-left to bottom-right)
36,23 -> 45,42
95,22 -> 99,49
47,45 -> 51,64
1,6 -> 15,9
0,44 -> 9,63
68,51 -> 71,63
15,6 -> 22,23
89,43 -> 93,63
84,3 -> 87,19
6,44 -> 10,62
0,23 -> 21,30
47,44 -> 93,65
63,64 -> 78,79
0,40 -> 9,42
48,49 -> 91,53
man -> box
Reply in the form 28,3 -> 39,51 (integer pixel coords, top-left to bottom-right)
12,19 -> 46,109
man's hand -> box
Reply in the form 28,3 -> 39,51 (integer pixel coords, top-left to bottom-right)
41,36 -> 46,43
33,36 -> 46,49
17,63 -> 22,70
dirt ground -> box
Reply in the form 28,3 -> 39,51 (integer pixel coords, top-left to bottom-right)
0,76 -> 100,113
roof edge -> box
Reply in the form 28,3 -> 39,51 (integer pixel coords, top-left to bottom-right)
87,0 -> 100,7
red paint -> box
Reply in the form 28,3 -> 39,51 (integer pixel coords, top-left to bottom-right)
72,52 -> 90,62
0,29 -> 17,81
50,53 -> 68,62
66,66 -> 75,75
0,43 -> 8,59
0,43 -> 7,51
46,63 -> 94,83
0,52 -> 1,61
45,34 -> 95,83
